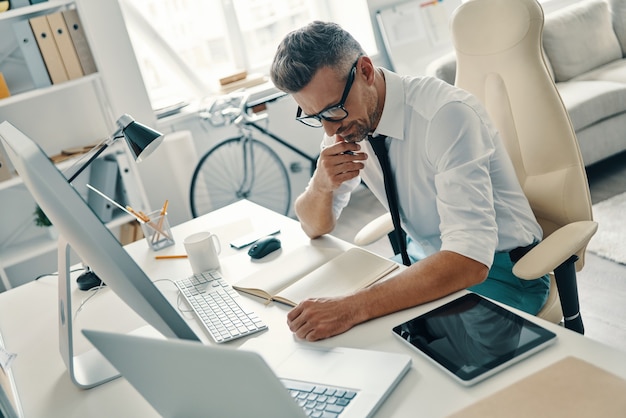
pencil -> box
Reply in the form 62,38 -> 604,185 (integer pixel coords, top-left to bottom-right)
126,206 -> 150,222
160,199 -> 169,215
155,254 -> 187,260
152,199 -> 170,244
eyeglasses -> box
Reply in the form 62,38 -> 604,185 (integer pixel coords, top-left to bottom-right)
295,56 -> 361,128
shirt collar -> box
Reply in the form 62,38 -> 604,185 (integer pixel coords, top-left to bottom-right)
372,67 -> 405,141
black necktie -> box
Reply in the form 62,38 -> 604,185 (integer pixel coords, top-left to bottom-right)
368,135 -> 411,266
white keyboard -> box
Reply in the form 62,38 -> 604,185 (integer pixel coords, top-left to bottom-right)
174,270 -> 267,343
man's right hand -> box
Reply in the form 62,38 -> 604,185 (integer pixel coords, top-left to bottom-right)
312,140 -> 367,193
293,139 -> 367,238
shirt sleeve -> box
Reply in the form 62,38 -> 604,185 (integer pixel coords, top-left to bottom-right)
303,134 -> 361,220
425,101 -> 499,267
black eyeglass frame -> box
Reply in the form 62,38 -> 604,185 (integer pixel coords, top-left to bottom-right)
295,56 -> 361,128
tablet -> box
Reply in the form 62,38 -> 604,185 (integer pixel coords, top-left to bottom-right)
392,293 -> 557,386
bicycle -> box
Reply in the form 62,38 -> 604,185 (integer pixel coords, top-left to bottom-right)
190,91 -> 319,218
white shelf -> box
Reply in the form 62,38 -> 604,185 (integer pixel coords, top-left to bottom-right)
0,0 -> 73,22
0,0 -> 154,291
0,139 -> 121,192
0,213 -> 134,269
0,74 -> 100,109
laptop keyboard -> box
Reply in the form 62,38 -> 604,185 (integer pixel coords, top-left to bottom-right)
175,271 -> 267,343
282,379 -> 358,417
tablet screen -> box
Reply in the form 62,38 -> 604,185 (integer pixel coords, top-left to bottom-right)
392,293 -> 556,385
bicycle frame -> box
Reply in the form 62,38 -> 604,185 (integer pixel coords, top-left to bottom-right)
201,91 -> 319,174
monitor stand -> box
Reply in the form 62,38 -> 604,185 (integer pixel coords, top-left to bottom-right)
58,235 -> 120,389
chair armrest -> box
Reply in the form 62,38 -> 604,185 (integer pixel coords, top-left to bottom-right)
513,221 -> 598,279
353,213 -> 394,246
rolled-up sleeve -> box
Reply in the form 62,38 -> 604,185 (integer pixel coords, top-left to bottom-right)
427,102 -> 498,267
304,134 -> 362,220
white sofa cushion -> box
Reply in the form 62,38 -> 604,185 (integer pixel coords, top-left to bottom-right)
543,0 -> 622,82
572,57 -> 626,83
557,79 -> 626,130
609,0 -> 626,56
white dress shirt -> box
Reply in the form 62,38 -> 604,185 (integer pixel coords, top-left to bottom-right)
318,69 -> 542,268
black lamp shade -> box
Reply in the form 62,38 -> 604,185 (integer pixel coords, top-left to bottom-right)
117,114 -> 164,163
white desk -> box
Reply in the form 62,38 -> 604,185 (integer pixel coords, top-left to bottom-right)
1,200 -> 625,417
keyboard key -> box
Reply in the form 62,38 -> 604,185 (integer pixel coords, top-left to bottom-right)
282,380 -> 358,417
175,271 -> 268,343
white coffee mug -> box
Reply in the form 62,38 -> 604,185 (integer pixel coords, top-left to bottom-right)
183,231 -> 222,274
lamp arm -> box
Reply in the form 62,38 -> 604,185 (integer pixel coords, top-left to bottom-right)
66,133 -> 123,183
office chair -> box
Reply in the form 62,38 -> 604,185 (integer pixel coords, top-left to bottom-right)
354,0 -> 597,334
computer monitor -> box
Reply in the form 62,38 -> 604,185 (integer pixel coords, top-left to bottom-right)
0,121 -> 200,388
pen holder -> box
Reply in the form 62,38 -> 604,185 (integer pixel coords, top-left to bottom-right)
140,210 -> 175,251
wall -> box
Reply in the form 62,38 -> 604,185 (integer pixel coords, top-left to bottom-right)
142,0 -> 585,228
141,92 -> 323,225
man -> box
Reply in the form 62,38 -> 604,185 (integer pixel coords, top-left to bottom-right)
270,21 -> 549,341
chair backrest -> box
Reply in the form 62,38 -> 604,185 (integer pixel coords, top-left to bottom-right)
450,0 -> 593,270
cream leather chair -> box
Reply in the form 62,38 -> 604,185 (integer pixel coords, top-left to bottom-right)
355,0 -> 597,333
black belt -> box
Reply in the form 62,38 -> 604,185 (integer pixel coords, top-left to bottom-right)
508,242 -> 538,263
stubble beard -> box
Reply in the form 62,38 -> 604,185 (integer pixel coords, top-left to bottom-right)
341,94 -> 382,143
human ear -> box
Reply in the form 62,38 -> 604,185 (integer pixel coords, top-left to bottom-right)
358,56 -> 376,85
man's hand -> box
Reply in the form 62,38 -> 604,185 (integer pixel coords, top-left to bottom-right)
293,138 -> 367,238
285,251 -> 489,341
312,140 -> 367,193
287,297 -> 360,341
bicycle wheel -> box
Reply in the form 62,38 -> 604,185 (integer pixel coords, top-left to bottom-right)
190,136 -> 291,217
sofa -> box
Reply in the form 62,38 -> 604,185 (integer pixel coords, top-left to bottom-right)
426,0 -> 626,166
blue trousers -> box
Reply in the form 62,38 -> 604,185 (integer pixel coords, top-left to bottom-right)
468,251 -> 549,315
392,238 -> 550,315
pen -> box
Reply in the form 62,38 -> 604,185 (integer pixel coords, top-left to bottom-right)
155,255 -> 187,260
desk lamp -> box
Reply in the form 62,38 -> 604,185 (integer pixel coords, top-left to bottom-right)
67,114 -> 164,289
68,114 -> 163,182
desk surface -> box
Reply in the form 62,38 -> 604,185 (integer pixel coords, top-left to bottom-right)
1,200 -> 625,418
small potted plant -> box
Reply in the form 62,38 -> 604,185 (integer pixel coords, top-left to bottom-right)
34,205 -> 57,239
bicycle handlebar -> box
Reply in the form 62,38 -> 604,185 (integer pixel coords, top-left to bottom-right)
199,90 -> 288,128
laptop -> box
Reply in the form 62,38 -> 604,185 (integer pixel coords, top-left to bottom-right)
83,330 -> 411,418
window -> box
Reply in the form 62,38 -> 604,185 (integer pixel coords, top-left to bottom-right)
120,0 -> 376,108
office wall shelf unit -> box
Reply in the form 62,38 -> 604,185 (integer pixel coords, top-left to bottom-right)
0,0 -> 155,291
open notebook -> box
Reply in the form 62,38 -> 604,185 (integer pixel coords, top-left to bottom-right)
233,247 -> 399,306
83,329 -> 412,418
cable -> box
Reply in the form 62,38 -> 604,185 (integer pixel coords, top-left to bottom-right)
74,281 -> 106,320
34,267 -> 86,281
152,278 -> 194,314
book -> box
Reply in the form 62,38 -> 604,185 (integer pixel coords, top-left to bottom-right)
11,19 -> 52,88
0,73 -> 9,99
448,356 -> 626,417
233,247 -> 399,307
62,9 -> 97,75
111,151 -> 146,211
46,11 -> 83,80
0,143 -> 12,181
28,15 -> 68,84
219,73 -> 268,94
8,0 -> 29,8
119,221 -> 143,245
87,157 -> 119,223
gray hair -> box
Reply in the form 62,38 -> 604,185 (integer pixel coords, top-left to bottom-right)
270,21 -> 365,93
